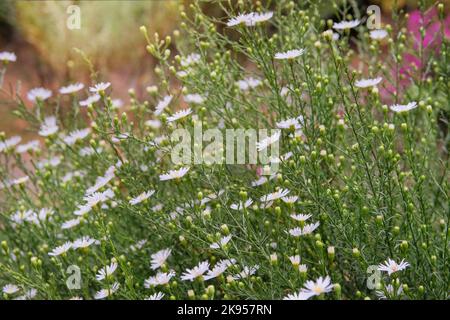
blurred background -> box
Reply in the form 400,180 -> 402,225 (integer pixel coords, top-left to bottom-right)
0,0 -> 442,135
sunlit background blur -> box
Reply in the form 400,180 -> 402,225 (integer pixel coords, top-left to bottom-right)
0,0 -> 444,136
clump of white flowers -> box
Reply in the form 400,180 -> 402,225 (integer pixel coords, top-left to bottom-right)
0,1 -> 447,301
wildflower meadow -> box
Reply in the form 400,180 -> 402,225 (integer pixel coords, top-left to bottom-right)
0,0 -> 448,301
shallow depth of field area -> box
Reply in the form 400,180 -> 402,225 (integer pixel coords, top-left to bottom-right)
0,0 -> 449,300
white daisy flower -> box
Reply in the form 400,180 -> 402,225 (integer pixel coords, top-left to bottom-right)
96,262 -> 119,281
289,255 -> 301,265
283,291 -> 311,300
74,204 -> 92,216
370,29 -> 388,40
180,261 -> 210,281
260,188 -> 290,202
251,176 -> 268,187
79,94 -> 101,107
256,130 -> 281,151
0,51 -> 17,62
230,199 -> 253,210
298,264 -> 308,273
144,271 -> 175,287
27,87 -> 52,102
85,169 -> 115,195
59,83 -> 84,95
300,276 -> 334,299
154,95 -> 173,116
274,49 -> 305,60
290,213 -> 312,222
378,258 -> 410,276
145,119 -> 162,129
236,77 -> 262,91
129,190 -> 155,205
89,82 -> 111,93
48,242 -> 72,256
210,235 -> 232,249
167,108 -> 193,122
282,196 -> 298,204
233,265 -> 259,279
333,19 -> 361,30
355,77 -> 382,88
16,140 -> 40,153
94,282 -> 120,300
181,53 -> 201,67
0,136 -> 21,153
184,93 -> 205,104
159,167 -> 190,181
204,261 -> 231,281
390,102 -> 418,113
276,116 -> 303,129
72,236 -> 97,250
146,292 -> 165,300
301,221 -> 320,235
83,188 -> 114,207
245,11 -> 273,26
150,248 -> 172,270
226,13 -> 255,27
61,217 -> 81,230
37,156 -> 62,169
3,284 -> 20,294
38,116 -> 59,137
63,128 -> 90,145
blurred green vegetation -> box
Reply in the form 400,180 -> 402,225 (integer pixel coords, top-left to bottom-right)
7,0 -> 181,76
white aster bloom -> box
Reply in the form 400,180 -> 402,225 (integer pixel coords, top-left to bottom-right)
376,284 -> 404,300
204,262 -> 230,281
370,29 -> 388,40
245,11 -> 273,26
288,222 -> 320,237
48,242 -> 72,256
63,128 -> 90,145
289,255 -> 301,265
256,130 -> 281,151
181,53 -> 201,67
378,258 -> 410,276
96,262 -> 119,281
276,116 -> 303,129
283,291 -> 311,300
79,94 -> 101,107
184,93 -> 205,104
282,196 -> 298,204
154,95 -> 173,116
94,282 -> 120,300
83,188 -> 114,207
3,284 -> 20,294
167,108 -> 192,122
150,248 -> 172,270
16,140 -> 40,153
355,77 -> 382,88
0,51 -> 17,62
333,19 -> 360,30
390,102 -> 418,113
38,116 -> 59,137
226,13 -> 255,27
260,188 -> 290,202
233,265 -> 259,279
251,176 -> 268,187
290,213 -> 312,222
230,199 -> 253,210
27,87 -> 52,102
180,261 -> 210,281
159,167 -> 190,181
129,190 -> 155,205
89,82 -> 110,93
61,217 -> 81,230
72,236 -> 97,250
145,119 -> 161,129
59,83 -> 84,95
210,235 -> 232,249
274,49 -> 305,60
236,77 -> 262,91
144,271 -> 175,287
74,204 -> 91,216
146,292 -> 165,300
300,276 -> 334,299
0,136 -> 21,152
